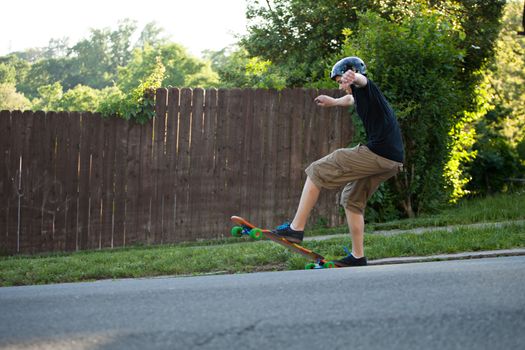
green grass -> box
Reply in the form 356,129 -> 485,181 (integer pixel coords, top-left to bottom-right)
1,191 -> 524,287
306,191 -> 525,236
1,222 -> 524,287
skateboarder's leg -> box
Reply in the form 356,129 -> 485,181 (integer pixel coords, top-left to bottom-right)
290,176 -> 320,231
338,167 -> 400,263
345,208 -> 365,258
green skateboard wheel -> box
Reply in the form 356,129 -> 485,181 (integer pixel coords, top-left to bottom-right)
231,226 -> 243,237
249,228 -> 263,240
305,263 -> 317,269
324,261 -> 336,268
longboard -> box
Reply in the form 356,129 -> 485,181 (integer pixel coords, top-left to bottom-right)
230,215 -> 337,269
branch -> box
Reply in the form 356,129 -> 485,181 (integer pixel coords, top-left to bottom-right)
265,0 -> 273,12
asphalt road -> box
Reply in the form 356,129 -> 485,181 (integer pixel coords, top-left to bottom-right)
1,256 -> 524,350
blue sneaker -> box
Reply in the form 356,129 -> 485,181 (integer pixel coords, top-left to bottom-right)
272,222 -> 304,243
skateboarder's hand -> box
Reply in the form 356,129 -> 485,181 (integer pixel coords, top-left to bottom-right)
340,70 -> 356,87
315,95 -> 337,107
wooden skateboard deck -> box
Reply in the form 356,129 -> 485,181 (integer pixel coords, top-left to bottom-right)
230,216 -> 337,269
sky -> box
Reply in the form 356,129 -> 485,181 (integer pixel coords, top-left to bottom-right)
0,0 -> 248,57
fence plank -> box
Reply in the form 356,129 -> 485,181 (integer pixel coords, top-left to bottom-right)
6,111 -> 23,253
275,89 -> 293,220
188,88 -> 206,238
164,88 -> 180,243
224,88 -> 244,227
213,89 -> 229,232
112,117 -> 128,248
124,121 -> 142,246
16,111 -> 35,253
52,112 -> 68,251
84,113 -> 103,249
0,111 -> 11,253
99,117 -> 117,249
174,88 -> 192,241
20,111 -> 37,253
138,118 -> 154,244
289,89 -> 306,218
64,112 -> 81,251
77,113 -> 93,250
263,89 -> 279,227
152,88 -> 168,243
200,89 -> 218,236
238,89 -> 255,225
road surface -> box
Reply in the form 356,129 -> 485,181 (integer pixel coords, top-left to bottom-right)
1,256 -> 524,349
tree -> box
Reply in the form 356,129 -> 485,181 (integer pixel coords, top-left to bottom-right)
342,9 -> 466,217
242,0 -> 379,86
117,43 -> 218,92
30,82 -> 63,111
99,56 -> 165,123
17,57 -> 76,99
204,46 -> 285,88
135,22 -> 169,49
0,84 -> 31,110
484,0 -> 525,145
465,1 -> 525,195
242,0 -> 506,88
0,55 -> 31,92
467,106 -> 521,194
56,85 -> 105,112
0,63 -> 16,85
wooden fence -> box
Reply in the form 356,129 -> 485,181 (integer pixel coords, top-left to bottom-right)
0,88 -> 352,254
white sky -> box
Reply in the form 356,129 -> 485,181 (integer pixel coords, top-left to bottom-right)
0,0 -> 248,57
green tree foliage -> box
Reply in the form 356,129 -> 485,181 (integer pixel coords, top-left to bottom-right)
242,0 -> 505,87
67,19 -> 137,89
0,58 -> 32,110
118,43 -> 218,92
342,9 -> 466,217
0,63 -> 16,84
465,1 -> 525,194
0,84 -> 31,110
99,56 -> 166,123
135,22 -> 170,49
483,0 -> 525,146
242,0 -> 378,86
204,46 -> 285,88
30,82 -> 64,111
468,106 -> 521,194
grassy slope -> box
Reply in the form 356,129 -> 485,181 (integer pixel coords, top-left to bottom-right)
1,192 -> 524,286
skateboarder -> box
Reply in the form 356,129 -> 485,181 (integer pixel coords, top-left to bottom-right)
273,56 -> 404,267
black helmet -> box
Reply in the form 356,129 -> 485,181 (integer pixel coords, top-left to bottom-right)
330,56 -> 367,80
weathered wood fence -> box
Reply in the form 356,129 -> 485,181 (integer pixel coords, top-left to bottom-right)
0,88 -> 352,254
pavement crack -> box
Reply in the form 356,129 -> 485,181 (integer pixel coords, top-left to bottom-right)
194,320 -> 261,347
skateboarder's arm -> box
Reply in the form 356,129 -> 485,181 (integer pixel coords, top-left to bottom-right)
314,94 -> 354,107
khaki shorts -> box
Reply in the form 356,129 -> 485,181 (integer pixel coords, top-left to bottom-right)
305,145 -> 403,214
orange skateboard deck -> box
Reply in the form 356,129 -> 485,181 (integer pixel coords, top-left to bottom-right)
230,216 -> 338,269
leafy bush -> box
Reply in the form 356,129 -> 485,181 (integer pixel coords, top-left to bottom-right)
98,56 -> 165,123
341,9 -> 466,217
467,106 -> 523,194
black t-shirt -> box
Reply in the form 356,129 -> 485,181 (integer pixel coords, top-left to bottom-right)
351,78 -> 404,163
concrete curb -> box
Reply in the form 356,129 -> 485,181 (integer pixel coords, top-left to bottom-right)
304,219 -> 525,242
367,248 -> 525,266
